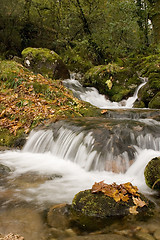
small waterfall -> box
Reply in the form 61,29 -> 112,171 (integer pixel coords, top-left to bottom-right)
63,76 -> 147,109
0,117 -> 160,204
23,127 -> 100,171
22,119 -> 160,173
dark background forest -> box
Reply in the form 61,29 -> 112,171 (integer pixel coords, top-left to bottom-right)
0,0 -> 160,67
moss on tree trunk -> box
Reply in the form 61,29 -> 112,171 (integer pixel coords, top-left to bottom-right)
149,0 -> 160,44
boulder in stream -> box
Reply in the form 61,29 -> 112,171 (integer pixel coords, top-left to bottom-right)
83,63 -> 140,102
70,181 -> 154,231
144,157 -> 160,190
22,47 -> 70,80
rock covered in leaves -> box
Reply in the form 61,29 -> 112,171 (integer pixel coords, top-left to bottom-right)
22,47 -> 70,80
144,157 -> 160,190
71,181 -> 153,231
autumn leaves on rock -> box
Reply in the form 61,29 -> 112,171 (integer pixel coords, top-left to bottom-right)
71,181 -> 153,231
91,181 -> 147,215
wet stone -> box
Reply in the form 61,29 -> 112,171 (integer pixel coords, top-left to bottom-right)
47,203 -> 70,230
0,164 -> 11,176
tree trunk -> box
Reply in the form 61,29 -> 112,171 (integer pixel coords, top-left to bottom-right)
151,13 -> 160,44
148,0 -> 160,44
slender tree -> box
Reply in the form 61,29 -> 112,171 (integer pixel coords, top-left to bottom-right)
147,0 -> 160,44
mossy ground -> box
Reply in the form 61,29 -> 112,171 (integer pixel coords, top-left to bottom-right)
0,60 -> 101,148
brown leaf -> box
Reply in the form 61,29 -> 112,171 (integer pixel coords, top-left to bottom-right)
101,109 -> 108,114
132,197 -> 146,208
91,181 -> 105,193
129,206 -> 138,215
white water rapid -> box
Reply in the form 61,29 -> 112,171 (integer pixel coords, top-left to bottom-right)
0,123 -> 160,205
0,148 -> 160,205
0,75 -> 159,207
63,76 -> 147,109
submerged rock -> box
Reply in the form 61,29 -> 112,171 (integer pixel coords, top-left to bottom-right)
0,164 -> 11,176
70,184 -> 153,231
144,157 -> 160,190
47,203 -> 70,230
22,47 -> 70,80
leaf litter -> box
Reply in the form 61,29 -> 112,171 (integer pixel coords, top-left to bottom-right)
91,181 -> 147,215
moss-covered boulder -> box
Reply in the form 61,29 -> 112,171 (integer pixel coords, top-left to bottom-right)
144,157 -> 160,190
83,63 -> 140,102
136,54 -> 160,109
70,183 -> 153,231
22,47 -> 70,80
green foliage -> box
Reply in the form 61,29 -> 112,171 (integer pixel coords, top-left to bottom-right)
0,0 -> 153,63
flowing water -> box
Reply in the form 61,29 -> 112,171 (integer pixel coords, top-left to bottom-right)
63,75 -> 147,109
0,76 -> 160,239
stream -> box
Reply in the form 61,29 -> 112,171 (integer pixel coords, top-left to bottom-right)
0,76 -> 160,240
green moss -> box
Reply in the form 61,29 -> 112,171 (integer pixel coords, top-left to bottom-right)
33,82 -> 49,94
79,103 -> 101,117
71,189 -> 152,231
148,92 -> 160,109
0,60 -> 23,81
0,128 -> 25,148
133,100 -> 145,108
21,47 -> 70,79
144,157 -> 160,190
22,47 -> 61,62
83,63 -> 139,101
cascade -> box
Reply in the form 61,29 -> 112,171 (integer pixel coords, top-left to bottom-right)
22,119 -> 160,173
0,75 -> 160,205
63,75 -> 147,109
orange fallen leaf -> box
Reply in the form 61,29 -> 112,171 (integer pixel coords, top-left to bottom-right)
101,109 -> 108,114
132,196 -> 146,208
129,206 -> 138,215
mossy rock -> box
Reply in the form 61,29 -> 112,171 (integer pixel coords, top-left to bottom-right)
133,100 -> 145,108
148,92 -> 160,109
0,128 -> 26,148
83,63 -> 140,102
21,47 -> 70,80
144,157 -> 160,190
70,189 -> 152,231
135,53 -> 160,108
